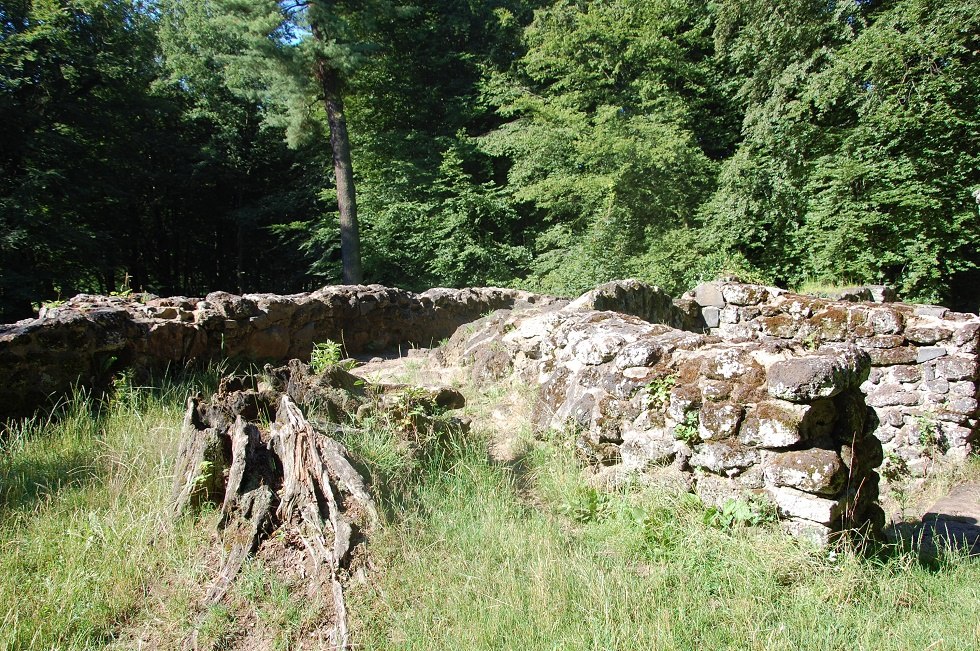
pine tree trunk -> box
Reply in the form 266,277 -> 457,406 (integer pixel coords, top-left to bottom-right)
316,64 -> 363,285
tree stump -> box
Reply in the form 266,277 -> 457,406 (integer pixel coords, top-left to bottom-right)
172,364 -> 379,649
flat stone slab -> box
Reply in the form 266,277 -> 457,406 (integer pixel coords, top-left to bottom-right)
906,483 -> 980,556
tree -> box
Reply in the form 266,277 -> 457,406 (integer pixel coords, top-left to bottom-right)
204,0 -> 398,285
344,0 -> 542,289
481,0 -> 721,295
0,0 -> 163,317
706,0 -> 980,304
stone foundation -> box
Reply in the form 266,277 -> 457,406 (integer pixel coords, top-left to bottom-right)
443,305 -> 884,544
0,285 -> 563,420
684,281 -> 979,473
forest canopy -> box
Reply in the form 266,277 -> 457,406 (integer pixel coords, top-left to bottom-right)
2,0 -> 978,320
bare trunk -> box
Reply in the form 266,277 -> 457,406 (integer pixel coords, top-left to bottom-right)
316,64 -> 363,285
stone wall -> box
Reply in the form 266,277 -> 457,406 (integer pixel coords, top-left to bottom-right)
443,305 -> 884,545
0,285 -> 563,420
684,281 -> 979,474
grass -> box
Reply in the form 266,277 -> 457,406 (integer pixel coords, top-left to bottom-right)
2,365 -> 979,650
344,380 -> 980,651
0,373 -> 219,651
794,278 -> 864,298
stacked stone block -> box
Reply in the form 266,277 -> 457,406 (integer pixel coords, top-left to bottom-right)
444,307 -> 884,544
0,285 -> 563,420
685,281 -> 980,473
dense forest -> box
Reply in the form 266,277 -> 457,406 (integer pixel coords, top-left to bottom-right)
2,0 -> 978,321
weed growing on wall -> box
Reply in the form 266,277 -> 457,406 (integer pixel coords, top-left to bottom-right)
310,340 -> 344,373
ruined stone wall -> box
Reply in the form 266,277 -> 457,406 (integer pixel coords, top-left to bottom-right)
684,281 -> 980,474
444,305 -> 884,545
0,285 -> 563,420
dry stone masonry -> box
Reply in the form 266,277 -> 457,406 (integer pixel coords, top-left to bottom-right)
443,305 -> 884,545
0,285 -> 562,419
684,280 -> 979,476
3,278 -> 978,544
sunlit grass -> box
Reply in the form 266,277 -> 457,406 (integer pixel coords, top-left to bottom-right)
0,375 -> 216,650
3,368 -> 979,650
346,385 -> 980,651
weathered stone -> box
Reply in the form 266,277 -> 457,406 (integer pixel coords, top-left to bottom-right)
739,401 -> 807,448
781,519 -> 833,546
693,473 -> 745,508
939,422 -> 974,450
667,385 -> 701,422
951,322 -> 980,352
701,347 -> 760,380
889,365 -> 922,383
808,307 -> 851,341
868,308 -> 904,335
913,305 -> 949,318
840,433 -> 884,476
716,323 -> 758,342
699,379 -> 733,402
767,487 -> 843,525
949,381 -> 976,397
866,383 -> 920,407
702,306 -> 721,328
690,441 -> 760,476
922,378 -> 949,395
248,326 -> 291,360
874,424 -> 901,444
720,305 -> 741,324
916,347 -> 947,363
722,284 -> 770,306
567,279 -> 698,330
905,326 -> 952,345
946,397 -> 978,417
936,356 -> 978,381
855,335 -> 905,350
868,347 -> 918,366
767,349 -> 869,402
698,401 -> 743,440
867,285 -> 897,303
620,428 -> 676,471
758,314 -> 801,338
693,282 -> 726,308
614,340 -> 671,369
764,449 -> 846,496
827,287 -> 873,302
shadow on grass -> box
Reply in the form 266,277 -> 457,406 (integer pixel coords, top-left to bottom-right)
0,447 -> 99,515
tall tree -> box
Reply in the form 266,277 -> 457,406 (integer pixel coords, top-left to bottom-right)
206,0 -> 398,284
345,0 -> 542,289
0,0 -> 162,317
481,0 -> 721,295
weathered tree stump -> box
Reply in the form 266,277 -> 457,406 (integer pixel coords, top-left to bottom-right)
172,363 -> 382,650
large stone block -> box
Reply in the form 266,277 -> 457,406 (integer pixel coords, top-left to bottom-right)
763,449 -> 846,496
767,486 -> 843,525
767,349 -> 869,402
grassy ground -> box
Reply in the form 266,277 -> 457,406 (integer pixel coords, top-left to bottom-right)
0,374 -> 218,651
344,376 -> 980,651
2,365 -> 979,650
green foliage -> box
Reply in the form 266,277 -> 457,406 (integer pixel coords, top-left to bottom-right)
705,496 -> 776,529
914,412 -> 947,456
881,451 -> 911,482
309,340 -> 344,373
3,0 -> 980,316
644,374 -> 676,411
706,0 -> 980,305
673,409 -> 700,444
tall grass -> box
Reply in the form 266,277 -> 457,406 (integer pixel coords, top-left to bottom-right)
3,367 -> 979,650
0,374 -> 217,650
347,417 -> 980,650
